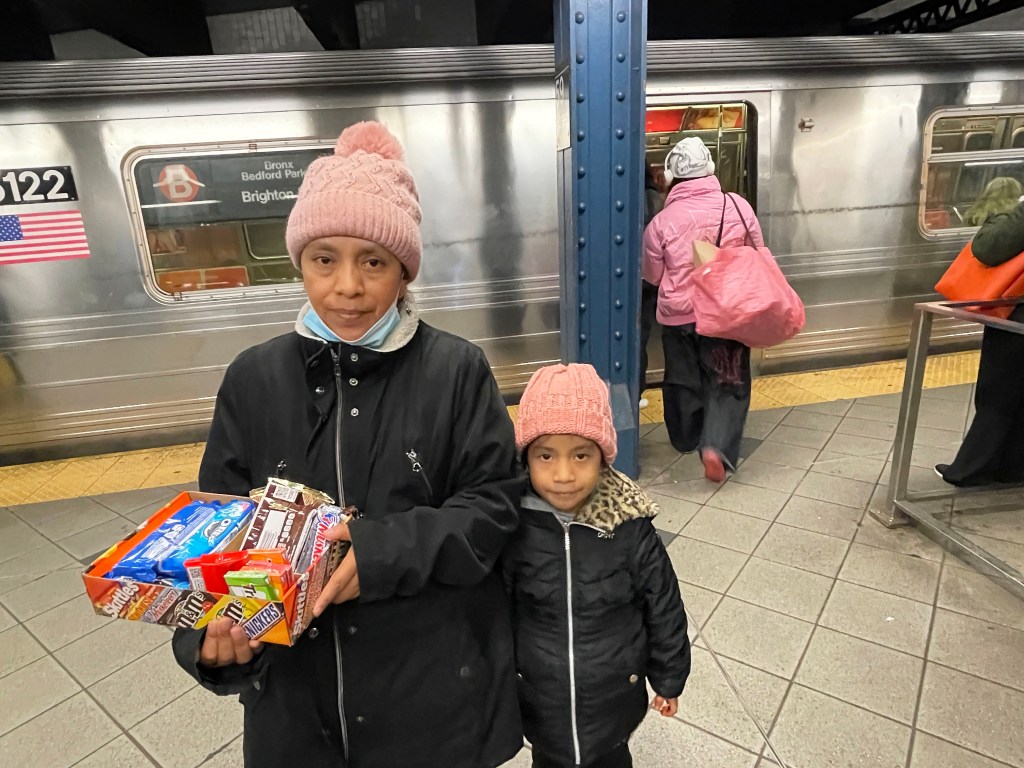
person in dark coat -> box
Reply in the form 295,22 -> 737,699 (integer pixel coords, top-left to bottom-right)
937,198 -> 1024,486
171,121 -> 523,768
638,165 -> 665,409
504,364 -> 691,768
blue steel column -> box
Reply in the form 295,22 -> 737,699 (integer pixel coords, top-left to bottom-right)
555,0 -> 647,478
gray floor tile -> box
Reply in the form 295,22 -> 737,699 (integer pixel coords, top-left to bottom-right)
795,626 -> 923,724
857,393 -> 905,409
0,624 -> 46,680
91,486 -> 176,516
909,442 -> 957,471
72,735 -> 160,768
913,425 -> 966,450
21,499 -> 118,542
744,409 -> 789,441
949,507 -> 1024,547
754,523 -> 850,578
765,425 -> 832,450
822,432 -> 892,459
25,594 -> 113,651
838,543 -> 941,604
918,664 -> 1024,767
937,566 -> 1024,632
922,384 -> 973,402
0,604 -> 14,633
0,692 -> 120,768
10,497 -> 100,523
124,499 -> 175,525
0,565 -> 91,622
770,684 -> 911,768
681,507 -> 771,555
0,655 -> 80,736
957,534 -> 1024,576
705,483 -> 791,521
57,518 -> 138,561
198,736 -> 245,767
746,441 -> 821,470
647,491 -> 701,534
728,460 -> 807,494
775,496 -> 864,541
820,581 -> 933,656
646,477 -> 719,505
846,402 -> 900,423
656,529 -> 678,547
679,647 -> 787,752
651,452 -> 707,483
0,521 -> 51,565
929,609 -> 1024,693
631,709 -> 760,767
909,732 -> 1011,768
795,472 -> 875,510
809,452 -> 886,484
702,597 -> 813,678
728,557 -> 833,623
131,685 -> 243,768
780,410 -> 842,433
90,643 -> 197,728
644,423 -> 671,444
738,436 -> 763,461
55,618 -> 171,687
666,537 -> 748,593
793,399 -> 854,417
0,542 -> 77,596
640,441 -> 686,479
853,517 -> 945,562
916,408 -> 971,433
835,416 -> 897,442
680,581 -> 723,640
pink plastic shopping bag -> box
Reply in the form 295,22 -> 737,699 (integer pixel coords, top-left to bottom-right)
690,196 -> 805,348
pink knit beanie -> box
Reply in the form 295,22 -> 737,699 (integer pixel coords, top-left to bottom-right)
515,363 -> 618,464
286,121 -> 423,280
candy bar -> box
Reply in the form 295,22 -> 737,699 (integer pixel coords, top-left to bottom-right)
158,499 -> 255,578
225,569 -> 279,601
183,551 -> 249,594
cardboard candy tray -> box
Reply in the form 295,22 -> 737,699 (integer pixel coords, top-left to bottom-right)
82,491 -> 337,646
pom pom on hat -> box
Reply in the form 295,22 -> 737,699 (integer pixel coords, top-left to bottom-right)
286,121 -> 422,277
334,121 -> 405,161
515,363 -> 618,464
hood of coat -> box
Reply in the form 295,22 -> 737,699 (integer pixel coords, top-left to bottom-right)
294,290 -> 421,354
665,174 -> 722,207
523,467 -> 659,534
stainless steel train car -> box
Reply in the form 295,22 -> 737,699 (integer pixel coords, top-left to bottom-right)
3,33 -> 1024,462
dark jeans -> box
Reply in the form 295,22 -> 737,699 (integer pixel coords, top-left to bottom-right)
661,323 -> 751,468
944,318 -> 1024,485
532,742 -> 632,768
639,281 -> 659,398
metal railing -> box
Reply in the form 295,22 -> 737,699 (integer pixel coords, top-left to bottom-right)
870,297 -> 1024,600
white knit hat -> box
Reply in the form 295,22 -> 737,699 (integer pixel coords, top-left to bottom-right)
664,137 -> 715,182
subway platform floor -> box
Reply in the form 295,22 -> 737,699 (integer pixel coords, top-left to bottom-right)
0,378 -> 1022,767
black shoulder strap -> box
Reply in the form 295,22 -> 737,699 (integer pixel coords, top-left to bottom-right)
726,193 -> 755,247
715,196 -> 727,247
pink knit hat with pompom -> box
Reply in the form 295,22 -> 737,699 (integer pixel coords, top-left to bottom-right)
515,363 -> 618,464
286,121 -> 423,279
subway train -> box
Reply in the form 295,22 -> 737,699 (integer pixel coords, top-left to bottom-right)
2,33 -> 1024,463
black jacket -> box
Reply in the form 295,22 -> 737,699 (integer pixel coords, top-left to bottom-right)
171,300 -> 522,768
502,470 -> 690,765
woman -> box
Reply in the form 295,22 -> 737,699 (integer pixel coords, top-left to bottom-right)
937,196 -> 1024,487
643,137 -> 764,483
638,164 -> 665,409
964,176 -> 1023,227
171,122 -> 523,768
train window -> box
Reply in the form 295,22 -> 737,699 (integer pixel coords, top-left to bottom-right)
644,102 -> 755,202
126,144 -> 331,299
922,108 -> 1024,234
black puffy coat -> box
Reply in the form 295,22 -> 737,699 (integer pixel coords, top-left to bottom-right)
502,470 -> 691,766
172,299 -> 522,768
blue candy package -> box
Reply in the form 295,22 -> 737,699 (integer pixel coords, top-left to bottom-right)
107,498 -> 254,584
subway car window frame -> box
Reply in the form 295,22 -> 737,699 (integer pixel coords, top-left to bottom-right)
123,141 -> 332,303
921,106 -> 1024,238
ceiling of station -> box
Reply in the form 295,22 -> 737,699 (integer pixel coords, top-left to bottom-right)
4,0 -> 1024,60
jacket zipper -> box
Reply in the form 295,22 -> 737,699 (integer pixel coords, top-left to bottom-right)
406,449 -> 434,501
330,348 -> 350,760
561,521 -> 582,766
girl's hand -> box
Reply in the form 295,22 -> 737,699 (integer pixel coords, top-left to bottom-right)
651,696 -> 678,717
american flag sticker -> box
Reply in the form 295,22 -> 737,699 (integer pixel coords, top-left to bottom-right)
0,210 -> 91,265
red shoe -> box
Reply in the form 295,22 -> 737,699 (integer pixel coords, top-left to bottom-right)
702,449 -> 726,483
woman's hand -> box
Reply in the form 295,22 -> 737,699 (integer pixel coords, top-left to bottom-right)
313,523 -> 361,616
199,617 -> 263,668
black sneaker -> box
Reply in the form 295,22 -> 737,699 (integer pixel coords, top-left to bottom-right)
934,464 -> 950,481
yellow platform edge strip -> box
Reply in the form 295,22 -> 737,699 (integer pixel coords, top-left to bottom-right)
0,350 -> 980,507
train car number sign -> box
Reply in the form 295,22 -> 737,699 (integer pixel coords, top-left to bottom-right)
0,166 -> 79,206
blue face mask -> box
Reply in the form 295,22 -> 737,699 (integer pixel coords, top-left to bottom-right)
303,302 -> 402,350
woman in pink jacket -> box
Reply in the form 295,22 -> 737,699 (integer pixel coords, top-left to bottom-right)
643,137 -> 765,483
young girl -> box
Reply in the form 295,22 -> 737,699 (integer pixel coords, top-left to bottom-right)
504,363 -> 691,768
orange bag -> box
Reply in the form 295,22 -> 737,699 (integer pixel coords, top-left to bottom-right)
934,241 -> 1024,318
